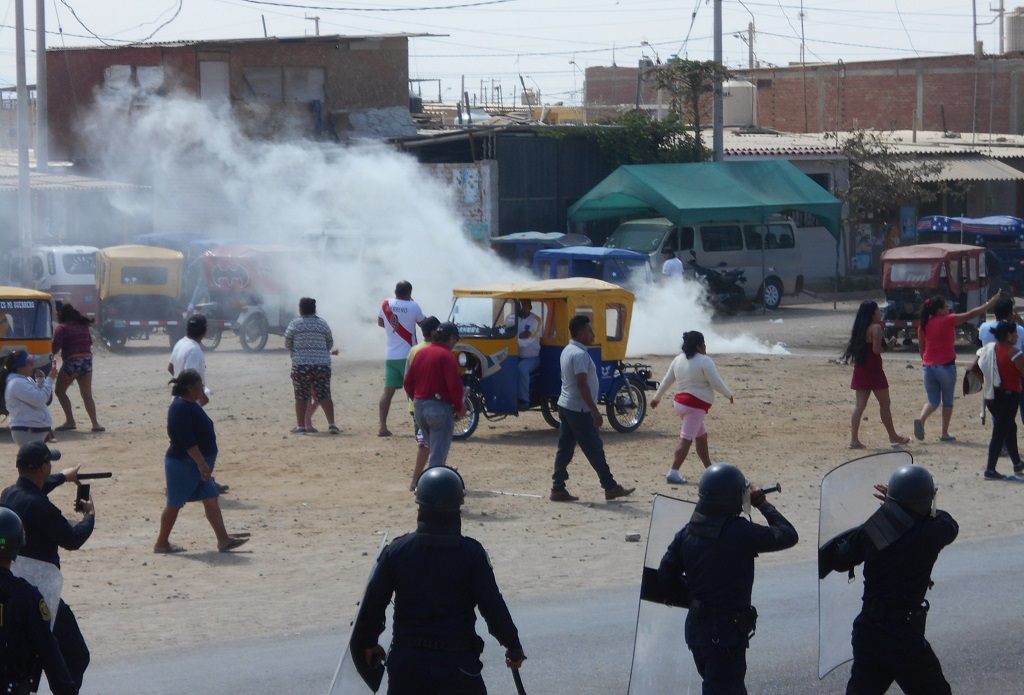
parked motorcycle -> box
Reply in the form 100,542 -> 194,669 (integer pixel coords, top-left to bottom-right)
688,251 -> 748,315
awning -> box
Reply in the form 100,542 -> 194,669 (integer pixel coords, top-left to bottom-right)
889,156 -> 1024,182
567,160 -> 843,241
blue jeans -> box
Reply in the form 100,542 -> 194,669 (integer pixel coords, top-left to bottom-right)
414,399 -> 456,469
922,363 -> 956,408
552,407 -> 616,490
517,356 -> 540,402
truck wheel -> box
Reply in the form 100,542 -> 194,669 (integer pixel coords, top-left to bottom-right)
606,379 -> 647,433
760,278 -> 783,310
239,315 -> 269,352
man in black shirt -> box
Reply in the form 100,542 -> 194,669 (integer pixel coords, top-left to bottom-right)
0,442 -> 93,689
350,466 -> 526,694
658,463 -> 798,694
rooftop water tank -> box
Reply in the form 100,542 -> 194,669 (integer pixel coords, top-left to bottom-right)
722,80 -> 758,128
1008,7 -> 1024,53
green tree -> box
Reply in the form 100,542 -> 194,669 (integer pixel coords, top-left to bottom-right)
651,59 -> 731,157
835,129 -> 951,225
585,111 -> 704,166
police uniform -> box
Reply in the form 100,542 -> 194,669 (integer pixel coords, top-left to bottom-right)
826,507 -> 958,695
658,500 -> 797,694
0,566 -> 78,695
1,475 -> 93,688
351,530 -> 523,695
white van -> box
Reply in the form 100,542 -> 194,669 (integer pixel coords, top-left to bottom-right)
604,216 -> 804,309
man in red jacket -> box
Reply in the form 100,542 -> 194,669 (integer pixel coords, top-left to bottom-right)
404,322 -> 465,469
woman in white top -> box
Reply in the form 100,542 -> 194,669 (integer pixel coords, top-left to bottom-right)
1,349 -> 55,445
650,331 -> 734,484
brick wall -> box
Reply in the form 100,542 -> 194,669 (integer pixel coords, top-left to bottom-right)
736,54 -> 1024,134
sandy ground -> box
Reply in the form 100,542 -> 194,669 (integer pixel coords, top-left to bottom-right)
23,297 -> 1023,662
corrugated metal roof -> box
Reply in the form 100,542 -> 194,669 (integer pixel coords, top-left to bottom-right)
47,33 -> 433,51
886,156 -> 1024,182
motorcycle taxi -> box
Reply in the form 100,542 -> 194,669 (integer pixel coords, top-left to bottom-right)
191,244 -> 297,352
96,245 -> 186,350
448,278 -> 658,439
0,287 -> 54,415
880,243 -> 990,346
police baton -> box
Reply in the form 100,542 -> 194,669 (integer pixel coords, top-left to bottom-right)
512,669 -> 527,695
76,472 -> 113,480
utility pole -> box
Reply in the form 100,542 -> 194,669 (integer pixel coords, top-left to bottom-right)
713,0 -> 724,161
305,15 -> 320,36
35,0 -> 47,173
15,0 -> 32,285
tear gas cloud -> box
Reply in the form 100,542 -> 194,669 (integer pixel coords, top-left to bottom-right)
81,93 -> 782,358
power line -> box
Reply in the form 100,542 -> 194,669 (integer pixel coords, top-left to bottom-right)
236,0 -> 514,10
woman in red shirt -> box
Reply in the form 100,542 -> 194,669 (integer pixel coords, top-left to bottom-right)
983,321 -> 1024,479
51,303 -> 104,432
914,294 -> 997,442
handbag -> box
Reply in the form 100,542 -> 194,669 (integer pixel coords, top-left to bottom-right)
963,358 -> 983,396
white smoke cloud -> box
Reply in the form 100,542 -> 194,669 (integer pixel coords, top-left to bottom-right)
80,92 -> 783,358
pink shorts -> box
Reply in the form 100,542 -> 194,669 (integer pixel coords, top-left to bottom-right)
673,401 -> 708,441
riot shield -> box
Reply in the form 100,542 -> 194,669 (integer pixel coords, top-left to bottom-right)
328,533 -> 390,695
818,451 -> 912,679
627,494 -> 701,695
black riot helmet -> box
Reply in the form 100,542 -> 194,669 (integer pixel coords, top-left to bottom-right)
696,463 -> 749,516
415,467 -> 466,512
886,464 -> 936,517
0,507 -> 24,561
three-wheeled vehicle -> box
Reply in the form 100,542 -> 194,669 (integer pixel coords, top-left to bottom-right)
880,243 -> 990,346
193,245 -> 296,352
532,247 -> 653,289
490,232 -> 592,268
96,245 -> 186,350
0,287 -> 54,415
448,278 -> 658,439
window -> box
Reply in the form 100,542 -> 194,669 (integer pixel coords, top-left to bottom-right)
700,225 -> 743,252
556,261 -> 570,279
243,67 -> 325,103
606,304 -> 625,341
767,223 -> 795,249
679,227 -> 694,251
121,266 -> 169,285
63,253 -> 97,275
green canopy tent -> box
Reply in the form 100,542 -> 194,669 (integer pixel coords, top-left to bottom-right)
567,160 -> 842,241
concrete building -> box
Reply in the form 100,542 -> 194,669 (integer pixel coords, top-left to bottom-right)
46,34 -> 419,161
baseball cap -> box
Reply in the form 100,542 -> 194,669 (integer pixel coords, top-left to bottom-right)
16,441 -> 61,471
436,321 -> 461,341
421,316 -> 441,339
187,314 -> 207,331
663,246 -> 676,255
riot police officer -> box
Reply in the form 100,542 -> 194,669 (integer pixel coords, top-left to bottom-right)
0,442 -> 93,690
350,466 -> 526,694
657,463 -> 798,694
0,507 -> 78,695
819,464 -> 956,695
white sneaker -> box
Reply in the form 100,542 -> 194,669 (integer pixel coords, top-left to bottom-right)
666,472 -> 688,484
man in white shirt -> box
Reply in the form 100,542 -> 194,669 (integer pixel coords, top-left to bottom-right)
505,299 -> 541,408
662,247 -> 684,281
377,281 -> 426,437
168,315 -> 210,406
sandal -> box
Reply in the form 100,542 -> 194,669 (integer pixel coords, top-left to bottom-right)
849,443 -> 866,450
939,434 -> 957,442
91,426 -> 105,432
153,543 -> 186,554
54,423 -> 76,432
218,537 -> 249,553
289,426 -> 306,434
890,436 -> 911,447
